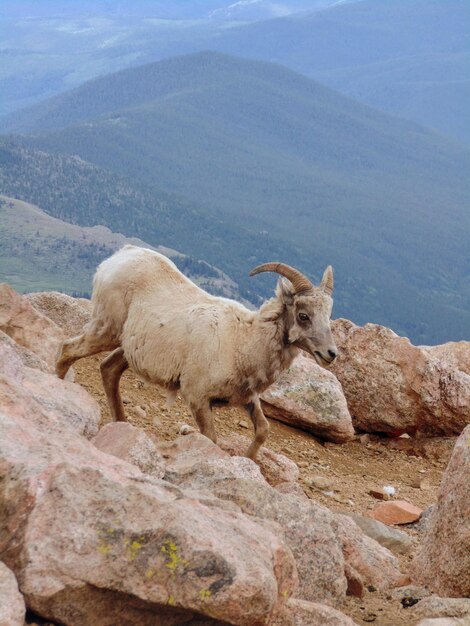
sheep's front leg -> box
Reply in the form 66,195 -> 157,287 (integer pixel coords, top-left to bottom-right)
100,347 -> 129,422
190,401 -> 217,443
244,397 -> 269,460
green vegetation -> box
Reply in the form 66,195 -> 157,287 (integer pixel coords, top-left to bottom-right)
2,52 -> 469,343
0,193 -> 248,300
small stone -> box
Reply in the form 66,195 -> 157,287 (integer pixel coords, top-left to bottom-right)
346,514 -> 413,555
132,405 -> 146,419
309,475 -> 335,491
297,461 -> 309,468
369,488 -> 390,501
367,500 -> 422,525
179,423 -> 196,435
238,420 -> 250,429
122,396 -> 131,404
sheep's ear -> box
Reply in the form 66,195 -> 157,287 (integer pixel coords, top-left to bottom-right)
276,277 -> 294,304
320,266 -> 334,295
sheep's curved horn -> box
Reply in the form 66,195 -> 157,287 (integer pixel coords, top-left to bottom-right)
249,262 -> 313,293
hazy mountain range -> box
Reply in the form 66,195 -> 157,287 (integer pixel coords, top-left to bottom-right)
1,0 -> 468,143
2,51 -> 469,344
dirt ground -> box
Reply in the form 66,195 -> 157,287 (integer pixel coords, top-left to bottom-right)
73,354 -> 453,626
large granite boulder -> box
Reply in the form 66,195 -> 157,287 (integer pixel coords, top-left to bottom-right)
331,319 -> 470,435
0,330 -> 100,439
0,283 -> 64,370
0,562 -> 25,626
261,354 -> 355,443
413,425 -> 470,597
26,291 -> 91,338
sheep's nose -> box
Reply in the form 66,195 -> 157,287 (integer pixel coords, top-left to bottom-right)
328,349 -> 337,361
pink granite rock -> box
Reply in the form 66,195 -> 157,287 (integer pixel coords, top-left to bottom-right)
92,422 -> 165,478
331,515 -> 404,593
26,291 -> 91,338
0,400 -> 296,625
0,561 -> 25,626
422,341 -> 470,376
410,596 -> 470,620
0,333 -> 100,439
167,461 -> 404,606
165,464 -> 347,605
261,354 -> 355,443
272,597 -> 359,625
367,501 -> 423,525
331,319 -> 470,436
219,434 -> 299,486
413,425 -> 470,597
0,283 -> 64,370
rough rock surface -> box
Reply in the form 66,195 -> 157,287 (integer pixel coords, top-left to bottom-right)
0,330 -> 50,373
413,425 -> 470,597
26,291 -> 91,338
261,354 -> 355,443
331,319 -> 470,435
0,283 -> 64,370
273,598 -> 359,625
331,515 -> 404,594
167,466 -> 347,605
422,341 -> 470,376
0,561 -> 25,626
92,422 -> 165,478
382,436 -> 457,460
345,514 -> 413,554
219,434 -> 299,486
367,500 -> 422,525
411,597 -> 470,620
166,455 -> 403,605
0,332 -> 100,439
0,402 -> 296,625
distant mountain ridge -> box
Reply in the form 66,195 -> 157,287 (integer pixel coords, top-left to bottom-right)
0,193 -> 246,301
2,52 -> 470,343
0,139 -> 303,304
1,0 -> 468,142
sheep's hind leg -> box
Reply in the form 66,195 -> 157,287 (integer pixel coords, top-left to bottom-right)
244,398 -> 269,460
100,347 -> 129,422
190,401 -> 217,443
56,329 -> 119,379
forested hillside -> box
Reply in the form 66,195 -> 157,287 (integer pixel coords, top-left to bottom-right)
0,140 -> 303,303
3,52 -> 470,343
0,193 -> 246,301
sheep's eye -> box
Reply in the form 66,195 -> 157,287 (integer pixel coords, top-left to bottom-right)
298,313 -> 310,322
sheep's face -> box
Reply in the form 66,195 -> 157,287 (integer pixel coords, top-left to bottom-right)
278,268 -> 337,366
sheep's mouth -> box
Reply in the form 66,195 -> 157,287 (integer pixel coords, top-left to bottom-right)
314,351 -> 334,366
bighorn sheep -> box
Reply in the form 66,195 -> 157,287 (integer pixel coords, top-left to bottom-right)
56,245 -> 337,459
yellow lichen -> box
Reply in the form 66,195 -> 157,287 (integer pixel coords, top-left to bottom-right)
97,543 -> 112,555
199,589 -> 212,602
145,569 -> 154,580
126,540 -> 143,561
168,595 -> 176,606
160,540 -> 188,573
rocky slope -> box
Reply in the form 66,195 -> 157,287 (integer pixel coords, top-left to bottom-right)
0,285 -> 469,626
